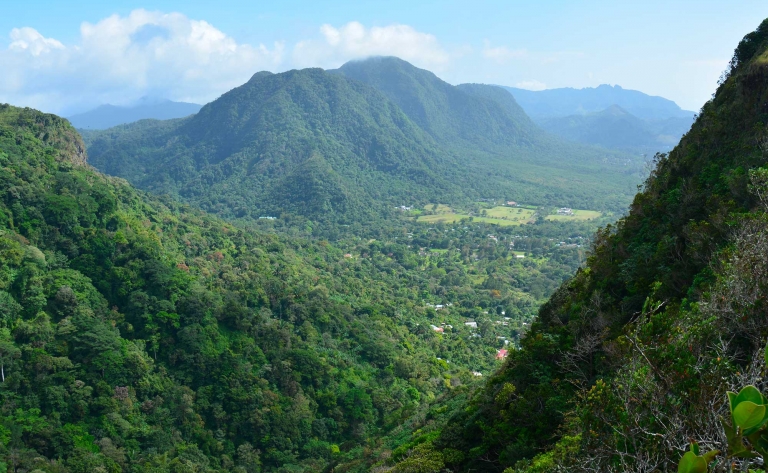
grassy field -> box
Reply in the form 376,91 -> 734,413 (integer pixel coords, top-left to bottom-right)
545,209 -> 602,221
473,217 -> 528,226
484,206 -> 536,222
417,205 -> 537,226
416,213 -> 469,224
416,205 -> 601,226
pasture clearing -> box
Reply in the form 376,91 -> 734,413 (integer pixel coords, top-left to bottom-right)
545,209 -> 602,221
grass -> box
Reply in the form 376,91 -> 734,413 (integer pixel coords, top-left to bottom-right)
473,217 -> 529,226
417,213 -> 469,224
484,206 -> 536,222
416,204 -> 600,226
545,209 -> 602,221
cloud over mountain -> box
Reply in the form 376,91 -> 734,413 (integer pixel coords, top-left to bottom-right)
293,21 -> 451,69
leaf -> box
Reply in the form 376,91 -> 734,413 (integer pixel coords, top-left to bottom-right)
733,401 -> 767,430
735,386 -> 764,407
728,391 -> 738,412
702,450 -> 719,463
677,451 -> 708,473
751,431 -> 768,457
690,441 -> 700,455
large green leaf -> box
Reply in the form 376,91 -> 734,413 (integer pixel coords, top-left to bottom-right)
733,401 -> 767,430
735,386 -> 764,407
677,451 -> 708,473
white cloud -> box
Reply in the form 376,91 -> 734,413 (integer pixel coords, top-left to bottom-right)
515,80 -> 547,91
0,9 -> 284,114
293,21 -> 450,70
482,40 -> 526,64
9,27 -> 65,56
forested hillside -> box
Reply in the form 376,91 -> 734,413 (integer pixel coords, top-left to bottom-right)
537,104 -> 691,154
0,103 -> 545,472
0,102 -> 610,472
82,60 -> 643,234
376,17 -> 768,473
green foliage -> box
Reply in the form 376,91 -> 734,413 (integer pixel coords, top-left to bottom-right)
401,17 -> 768,473
82,60 -> 642,237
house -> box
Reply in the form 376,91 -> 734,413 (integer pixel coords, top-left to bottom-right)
344,254 -> 353,258
472,371 -> 483,377
496,349 -> 509,359
506,201 -> 517,206
515,254 -> 525,259
464,321 -> 478,329
557,207 -> 574,216
430,325 -> 444,333
435,304 -> 444,310
258,216 -> 277,220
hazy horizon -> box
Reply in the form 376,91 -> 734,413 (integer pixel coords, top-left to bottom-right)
2,1 -> 767,115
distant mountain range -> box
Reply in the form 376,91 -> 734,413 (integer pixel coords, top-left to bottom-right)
67,99 -> 202,129
537,104 -> 694,154
501,84 -> 695,154
502,83 -> 694,120
82,57 -> 643,229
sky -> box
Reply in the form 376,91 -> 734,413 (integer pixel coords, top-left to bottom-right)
2,1 -> 767,115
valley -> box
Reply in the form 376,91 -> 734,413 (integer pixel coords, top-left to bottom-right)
2,10 -> 768,473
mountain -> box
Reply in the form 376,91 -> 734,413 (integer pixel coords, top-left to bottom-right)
83,61 -> 644,230
538,104 -> 694,153
334,57 -> 538,153
383,17 -> 768,473
0,103 -> 557,472
67,99 -> 202,129
83,68 -> 463,226
503,83 -> 695,121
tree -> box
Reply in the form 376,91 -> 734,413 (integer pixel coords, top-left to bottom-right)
0,328 -> 20,382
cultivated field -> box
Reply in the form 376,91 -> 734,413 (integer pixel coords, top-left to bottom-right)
484,206 -> 536,222
545,209 -> 602,221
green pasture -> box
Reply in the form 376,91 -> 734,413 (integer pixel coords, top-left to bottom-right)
545,209 -> 602,221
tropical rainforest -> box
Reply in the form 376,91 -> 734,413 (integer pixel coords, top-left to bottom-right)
3,14 -> 768,473
81,58 -> 641,236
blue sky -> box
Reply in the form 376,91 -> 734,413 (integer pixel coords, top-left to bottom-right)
3,1 -> 767,114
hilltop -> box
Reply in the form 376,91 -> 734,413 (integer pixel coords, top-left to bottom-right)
84,59 -> 643,233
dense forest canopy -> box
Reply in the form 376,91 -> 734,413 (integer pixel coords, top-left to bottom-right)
81,59 -> 644,236
375,17 -> 768,473
0,103 -> 606,472
6,13 -> 768,473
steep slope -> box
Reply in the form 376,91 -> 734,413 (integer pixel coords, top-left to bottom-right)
84,68 -> 462,225
0,104 -> 519,472
539,104 -> 691,153
85,64 -> 645,228
68,99 -> 202,129
504,83 -> 695,120
335,58 -> 539,153
381,17 -> 768,473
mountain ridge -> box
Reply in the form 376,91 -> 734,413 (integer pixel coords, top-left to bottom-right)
83,59 -> 644,231
502,83 -> 695,120
68,99 -> 202,130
